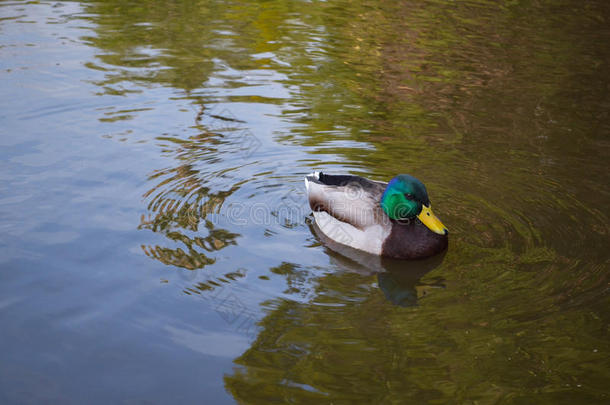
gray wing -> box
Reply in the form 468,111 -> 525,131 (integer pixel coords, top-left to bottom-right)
305,173 -> 387,230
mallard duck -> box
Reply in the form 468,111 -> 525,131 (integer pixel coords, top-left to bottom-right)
305,172 -> 448,259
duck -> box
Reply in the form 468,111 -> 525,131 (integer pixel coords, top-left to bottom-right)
304,172 -> 448,259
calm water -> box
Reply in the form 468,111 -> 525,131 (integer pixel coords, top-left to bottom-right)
1,0 -> 609,403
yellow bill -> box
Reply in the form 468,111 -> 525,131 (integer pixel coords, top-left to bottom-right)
417,205 -> 448,235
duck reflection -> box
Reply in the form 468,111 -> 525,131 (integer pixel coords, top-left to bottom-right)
311,221 -> 446,306
376,258 -> 445,307
224,227 -> 448,403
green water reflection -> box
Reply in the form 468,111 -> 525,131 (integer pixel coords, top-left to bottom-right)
3,0 -> 607,402
81,0 -> 609,401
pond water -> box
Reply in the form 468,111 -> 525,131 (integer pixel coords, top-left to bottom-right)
1,0 -> 608,403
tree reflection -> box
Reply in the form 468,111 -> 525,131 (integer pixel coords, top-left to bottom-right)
81,0 -> 225,92
77,0 -> 610,400
137,130 -> 242,270
223,266 -> 448,403
219,0 -> 609,402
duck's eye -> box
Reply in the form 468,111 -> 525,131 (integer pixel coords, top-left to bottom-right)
404,193 -> 414,200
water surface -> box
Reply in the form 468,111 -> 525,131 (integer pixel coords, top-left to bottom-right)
0,0 -> 608,403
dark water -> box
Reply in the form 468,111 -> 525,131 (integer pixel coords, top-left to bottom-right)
1,0 -> 609,403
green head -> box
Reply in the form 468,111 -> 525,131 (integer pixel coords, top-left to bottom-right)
380,174 -> 448,235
